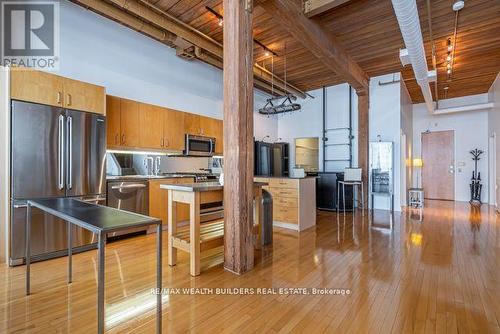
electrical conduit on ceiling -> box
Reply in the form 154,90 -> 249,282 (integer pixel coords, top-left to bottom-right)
391,0 -> 434,113
391,0 -> 492,115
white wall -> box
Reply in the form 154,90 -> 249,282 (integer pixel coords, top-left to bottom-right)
277,84 -> 358,172
369,73 -> 402,211
55,1 -> 278,140
412,94 -> 490,203
400,80 -> 413,206
488,74 -> 500,209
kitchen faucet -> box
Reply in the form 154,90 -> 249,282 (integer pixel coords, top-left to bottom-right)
144,157 -> 154,175
154,156 -> 161,176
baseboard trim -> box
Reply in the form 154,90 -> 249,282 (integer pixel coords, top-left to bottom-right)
273,221 -> 299,231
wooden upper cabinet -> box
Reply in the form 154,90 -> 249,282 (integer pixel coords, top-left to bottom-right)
163,109 -> 185,151
120,99 -> 140,147
201,117 -> 223,154
184,113 -> 201,135
63,78 -> 105,114
10,69 -> 64,107
139,103 -> 164,149
10,69 -> 105,114
106,95 -> 121,147
215,120 -> 223,154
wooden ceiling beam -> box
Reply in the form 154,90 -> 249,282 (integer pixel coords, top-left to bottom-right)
304,0 -> 351,18
258,0 -> 368,93
71,0 -> 307,98
74,0 -> 177,44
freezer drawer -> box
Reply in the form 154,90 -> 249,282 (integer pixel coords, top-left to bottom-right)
10,199 -> 100,266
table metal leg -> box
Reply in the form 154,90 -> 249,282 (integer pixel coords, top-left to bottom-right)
337,183 -> 340,213
342,184 -> 346,214
26,203 -> 31,296
68,222 -> 72,284
156,223 -> 162,334
97,232 -> 106,334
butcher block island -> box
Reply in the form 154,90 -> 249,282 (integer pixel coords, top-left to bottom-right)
161,182 -> 266,276
254,177 -> 316,232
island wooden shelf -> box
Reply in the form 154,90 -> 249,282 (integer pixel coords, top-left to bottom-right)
161,182 -> 265,276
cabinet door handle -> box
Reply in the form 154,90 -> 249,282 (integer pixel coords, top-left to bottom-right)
115,134 -> 118,144
165,139 -> 169,147
57,92 -> 62,104
67,94 -> 72,106
161,138 -> 164,147
121,134 -> 125,144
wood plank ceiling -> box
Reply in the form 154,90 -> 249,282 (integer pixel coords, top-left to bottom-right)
89,0 -> 500,103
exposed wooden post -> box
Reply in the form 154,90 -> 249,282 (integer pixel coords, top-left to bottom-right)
222,0 -> 255,274
357,90 -> 369,206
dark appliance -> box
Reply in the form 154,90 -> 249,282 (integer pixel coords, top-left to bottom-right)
106,180 -> 149,237
273,142 -> 289,177
10,100 -> 106,266
254,141 -> 289,177
184,134 -> 216,156
316,172 -> 353,211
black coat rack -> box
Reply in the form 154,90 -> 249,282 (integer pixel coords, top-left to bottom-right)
469,149 -> 483,205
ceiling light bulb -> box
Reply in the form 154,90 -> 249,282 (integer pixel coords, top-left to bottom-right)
218,18 -> 223,26
453,1 -> 464,11
447,45 -> 453,52
447,63 -> 452,69
447,69 -> 452,74
265,51 -> 270,56
446,54 -> 451,61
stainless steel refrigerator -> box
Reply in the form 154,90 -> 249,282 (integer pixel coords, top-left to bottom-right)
10,100 -> 106,266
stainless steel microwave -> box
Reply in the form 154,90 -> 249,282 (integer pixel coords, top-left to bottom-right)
184,134 -> 216,156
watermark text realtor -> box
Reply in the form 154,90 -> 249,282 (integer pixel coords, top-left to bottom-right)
1,0 -> 60,70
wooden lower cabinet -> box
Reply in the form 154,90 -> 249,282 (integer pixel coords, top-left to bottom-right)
149,178 -> 194,231
255,177 -> 316,231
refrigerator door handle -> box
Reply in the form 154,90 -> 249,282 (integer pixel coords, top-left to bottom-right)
67,116 -> 73,189
58,115 -> 65,190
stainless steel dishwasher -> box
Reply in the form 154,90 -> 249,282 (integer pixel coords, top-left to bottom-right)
106,180 -> 149,237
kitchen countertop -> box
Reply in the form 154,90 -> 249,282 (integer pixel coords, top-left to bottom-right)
254,176 -> 318,179
107,174 -> 199,181
160,182 -> 268,192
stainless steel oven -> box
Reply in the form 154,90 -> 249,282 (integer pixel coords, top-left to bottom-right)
106,180 -> 149,237
184,134 -> 216,156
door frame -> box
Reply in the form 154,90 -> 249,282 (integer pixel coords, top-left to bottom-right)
421,130 -> 455,201
490,132 -> 497,208
400,132 -> 407,206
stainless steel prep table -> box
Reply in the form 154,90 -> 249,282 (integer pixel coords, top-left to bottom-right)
25,198 -> 162,334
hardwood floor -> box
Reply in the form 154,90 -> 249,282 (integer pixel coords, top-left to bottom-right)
1,201 -> 499,333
